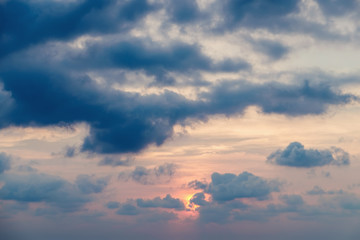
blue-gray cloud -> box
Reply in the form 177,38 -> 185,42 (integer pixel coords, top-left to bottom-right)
15,165 -> 37,173
70,39 -> 250,85
115,200 -> 179,222
218,0 -> 300,31
252,39 -> 290,60
316,0 -> 359,16
0,0 -> 357,156
165,0 -> 202,24
0,152 -> 11,174
0,173 -> 89,212
116,203 -> 140,216
118,163 -> 177,185
138,210 -> 178,223
136,194 -> 185,210
98,156 -> 133,167
307,186 -> 345,195
204,80 -> 356,116
75,174 -> 109,194
105,201 -> 120,209
64,146 -> 77,158
0,0 -> 156,58
206,171 -> 280,202
188,179 -> 208,190
279,194 -> 304,207
189,192 -> 208,207
267,142 -> 350,167
0,69 -> 355,154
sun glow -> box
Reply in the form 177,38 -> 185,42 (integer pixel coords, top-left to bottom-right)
185,193 -> 199,211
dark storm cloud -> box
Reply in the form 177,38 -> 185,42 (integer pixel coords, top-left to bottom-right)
75,174 -> 109,194
0,152 -> 11,174
118,163 -> 177,184
206,171 -> 280,202
98,156 -> 133,167
0,67 -> 355,154
0,0 -> 156,58
267,142 -> 350,167
0,173 -> 89,212
136,194 -> 185,210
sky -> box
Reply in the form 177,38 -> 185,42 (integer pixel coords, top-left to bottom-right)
1,0 -> 360,239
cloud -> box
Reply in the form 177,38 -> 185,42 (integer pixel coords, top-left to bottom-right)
118,163 -> 176,185
316,0 -> 359,16
307,186 -> 344,195
138,210 -> 178,223
218,0 -> 301,31
116,203 -> 140,216
75,174 -> 109,194
0,69 -> 355,154
0,152 -> 11,174
71,39 -> 251,85
110,194 -> 184,221
336,194 -> 360,210
113,197 -> 181,223
15,165 -> 37,173
188,179 -> 208,190
197,204 -> 232,224
98,156 -> 133,167
117,0 -> 158,22
204,80 -> 356,116
136,194 -> 185,210
251,39 -> 290,60
279,194 -> 304,207
0,0 -> 357,156
206,171 -> 280,202
189,192 -> 208,206
188,171 -> 284,223
267,142 -> 350,167
0,0 -> 156,58
105,201 -> 120,209
197,199 -> 249,224
0,173 -> 89,212
64,146 -> 77,158
164,0 -> 202,24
